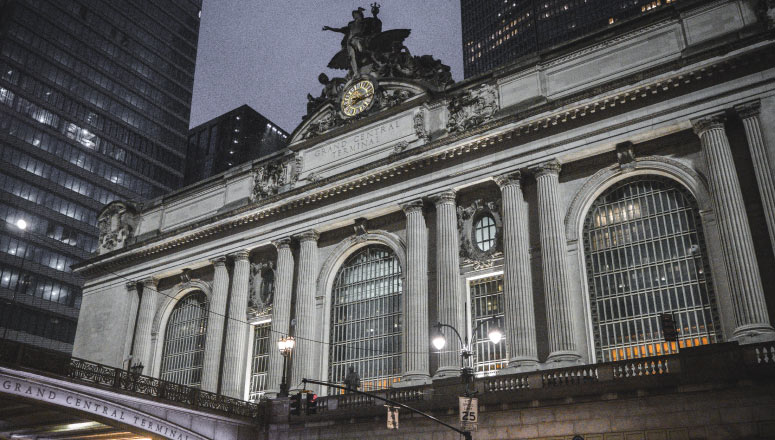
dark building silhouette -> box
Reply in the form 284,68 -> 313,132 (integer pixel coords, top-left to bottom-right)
461,0 -> 676,78
0,0 -> 201,352
185,105 -> 289,186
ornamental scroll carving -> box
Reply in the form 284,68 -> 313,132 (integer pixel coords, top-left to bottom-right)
252,158 -> 295,202
447,84 -> 499,133
97,201 -> 139,255
457,198 -> 503,265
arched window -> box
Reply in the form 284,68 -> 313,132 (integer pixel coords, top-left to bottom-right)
583,176 -> 720,362
474,214 -> 497,251
329,245 -> 402,392
160,291 -> 209,387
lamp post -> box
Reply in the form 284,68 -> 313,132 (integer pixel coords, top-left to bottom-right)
431,317 -> 503,396
1,219 -> 29,343
277,336 -> 295,397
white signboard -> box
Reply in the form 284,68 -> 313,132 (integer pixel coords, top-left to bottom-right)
459,396 -> 478,431
386,405 -> 399,429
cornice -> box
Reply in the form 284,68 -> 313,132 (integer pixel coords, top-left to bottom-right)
75,40 -> 775,278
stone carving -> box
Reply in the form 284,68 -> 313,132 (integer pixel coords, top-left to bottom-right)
391,141 -> 409,155
413,110 -> 429,142
457,198 -> 502,264
378,88 -> 415,110
97,201 -> 139,255
353,217 -> 369,237
252,159 -> 291,202
306,74 -> 347,116
301,109 -> 344,140
447,84 -> 499,133
249,261 -> 275,313
179,269 -> 192,284
616,141 -> 636,168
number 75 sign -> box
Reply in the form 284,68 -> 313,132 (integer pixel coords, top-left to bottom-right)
459,396 -> 478,431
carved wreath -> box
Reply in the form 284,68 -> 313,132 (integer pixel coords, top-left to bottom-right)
457,199 -> 503,265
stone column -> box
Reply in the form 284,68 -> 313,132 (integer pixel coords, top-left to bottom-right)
266,238 -> 294,394
533,160 -> 581,365
132,277 -> 158,374
736,101 -> 775,258
431,190 -> 465,378
495,172 -> 539,372
399,201 -> 431,385
123,282 -> 140,363
291,231 -> 319,390
221,250 -> 251,398
693,115 -> 775,342
201,257 -> 229,393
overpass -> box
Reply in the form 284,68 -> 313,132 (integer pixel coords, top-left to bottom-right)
0,342 -> 261,440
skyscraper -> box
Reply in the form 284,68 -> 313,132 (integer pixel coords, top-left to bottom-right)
185,105 -> 289,186
0,0 -> 201,352
461,0 -> 677,78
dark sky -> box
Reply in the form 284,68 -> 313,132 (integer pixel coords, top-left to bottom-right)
190,1 -> 463,133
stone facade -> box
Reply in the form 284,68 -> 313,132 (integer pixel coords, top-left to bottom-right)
72,0 -> 775,437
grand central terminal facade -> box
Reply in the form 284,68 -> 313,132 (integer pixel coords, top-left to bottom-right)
72,1 -> 775,438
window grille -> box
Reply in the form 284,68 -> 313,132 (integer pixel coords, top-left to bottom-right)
583,177 -> 719,362
329,245 -> 402,393
160,291 -> 208,387
469,275 -> 506,375
248,321 -> 271,401
474,215 -> 497,251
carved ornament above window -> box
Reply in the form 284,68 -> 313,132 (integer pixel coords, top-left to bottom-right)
457,198 -> 503,265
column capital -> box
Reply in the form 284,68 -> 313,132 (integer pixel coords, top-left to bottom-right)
294,230 -> 319,243
691,113 -> 726,136
125,281 -> 138,291
532,160 -> 561,178
229,249 -> 251,261
140,278 -> 157,288
272,237 -> 292,250
211,256 -> 228,266
400,199 -> 424,215
734,100 -> 761,119
494,171 -> 522,189
428,189 -> 457,205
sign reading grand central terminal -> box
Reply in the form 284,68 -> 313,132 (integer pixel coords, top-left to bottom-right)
0,372 -> 206,440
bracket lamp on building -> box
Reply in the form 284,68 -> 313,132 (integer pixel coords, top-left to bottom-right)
431,317 -> 503,395
277,336 -> 295,397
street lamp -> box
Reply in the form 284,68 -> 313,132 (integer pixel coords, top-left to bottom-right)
431,317 -> 503,395
277,336 -> 295,397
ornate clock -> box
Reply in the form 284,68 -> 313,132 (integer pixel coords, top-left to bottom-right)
341,78 -> 376,117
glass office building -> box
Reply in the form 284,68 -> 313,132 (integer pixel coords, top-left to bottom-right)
461,0 -> 677,78
0,0 -> 201,352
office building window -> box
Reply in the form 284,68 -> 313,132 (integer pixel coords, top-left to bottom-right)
469,275 -> 506,375
160,291 -> 209,387
329,245 -> 402,392
248,321 -> 271,401
583,176 -> 720,362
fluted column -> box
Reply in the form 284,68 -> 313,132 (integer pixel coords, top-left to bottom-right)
693,115 -> 775,342
201,257 -> 229,393
736,101 -> 775,258
291,231 -> 319,391
132,277 -> 158,374
399,201 -> 431,385
495,172 -> 539,372
431,190 -> 465,378
534,160 -> 581,365
266,238 -> 294,394
221,250 -> 251,398
123,282 -> 140,363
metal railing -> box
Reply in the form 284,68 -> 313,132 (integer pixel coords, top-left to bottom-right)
0,340 -> 261,419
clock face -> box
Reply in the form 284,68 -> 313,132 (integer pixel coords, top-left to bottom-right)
341,79 -> 376,117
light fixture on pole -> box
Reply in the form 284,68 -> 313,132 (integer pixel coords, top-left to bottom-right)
431,317 -> 503,395
277,336 -> 295,397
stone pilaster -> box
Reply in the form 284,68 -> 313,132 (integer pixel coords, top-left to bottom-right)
431,190 -> 465,378
398,200 -> 431,385
221,250 -> 251,398
533,160 -> 581,365
266,238 -> 294,395
132,277 -> 158,374
123,282 -> 140,363
494,172 -> 539,372
201,257 -> 229,393
291,231 -> 319,391
736,101 -> 775,259
693,115 -> 775,342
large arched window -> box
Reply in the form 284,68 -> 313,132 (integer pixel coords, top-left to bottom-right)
583,176 -> 720,362
160,291 -> 209,387
329,245 -> 402,391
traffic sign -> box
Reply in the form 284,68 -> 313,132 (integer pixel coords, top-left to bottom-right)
385,405 -> 399,429
459,396 -> 478,431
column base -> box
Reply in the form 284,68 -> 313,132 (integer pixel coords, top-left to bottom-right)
499,358 -> 539,375
545,350 -> 582,368
394,372 -> 432,387
432,366 -> 461,380
732,324 -> 775,344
